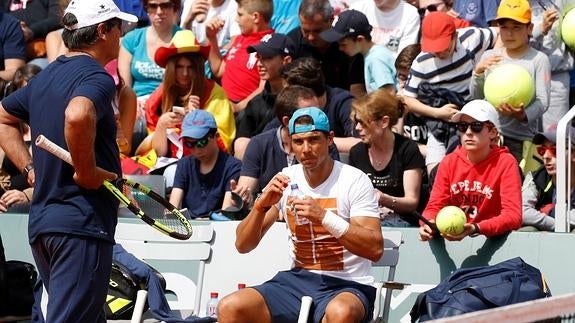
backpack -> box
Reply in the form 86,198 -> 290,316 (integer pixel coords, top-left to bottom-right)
410,257 -> 551,322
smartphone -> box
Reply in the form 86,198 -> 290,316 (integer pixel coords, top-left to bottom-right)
172,106 -> 185,115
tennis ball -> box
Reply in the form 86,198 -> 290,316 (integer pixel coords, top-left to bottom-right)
484,64 -> 535,110
435,206 -> 467,235
562,8 -> 575,51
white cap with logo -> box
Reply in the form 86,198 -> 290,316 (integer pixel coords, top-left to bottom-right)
64,0 -> 138,30
451,100 -> 501,131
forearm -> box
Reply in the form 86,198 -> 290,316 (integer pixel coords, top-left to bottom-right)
333,137 -> 360,153
0,123 -> 32,173
151,126 -> 169,157
334,217 -> 383,262
235,205 -> 277,253
404,96 -> 438,118
207,38 -> 224,78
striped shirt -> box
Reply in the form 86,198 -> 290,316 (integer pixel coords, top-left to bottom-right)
404,27 -> 498,101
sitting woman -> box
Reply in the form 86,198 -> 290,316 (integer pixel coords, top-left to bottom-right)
144,29 -> 235,158
349,89 -> 426,227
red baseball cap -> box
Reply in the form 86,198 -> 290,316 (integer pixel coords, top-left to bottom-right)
421,12 -> 456,53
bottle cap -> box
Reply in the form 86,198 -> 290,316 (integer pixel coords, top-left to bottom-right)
210,292 -> 218,298
238,283 -> 246,289
290,183 -> 299,189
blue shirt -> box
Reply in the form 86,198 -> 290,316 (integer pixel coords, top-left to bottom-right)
173,151 -> 241,218
271,0 -> 301,34
0,13 -> 26,73
2,55 -> 121,243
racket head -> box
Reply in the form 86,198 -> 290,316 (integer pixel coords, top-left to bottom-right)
111,178 -> 193,240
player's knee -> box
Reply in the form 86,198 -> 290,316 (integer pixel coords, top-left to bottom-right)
324,296 -> 364,323
217,293 -> 242,320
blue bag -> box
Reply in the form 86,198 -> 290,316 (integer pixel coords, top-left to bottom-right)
410,257 -> 551,322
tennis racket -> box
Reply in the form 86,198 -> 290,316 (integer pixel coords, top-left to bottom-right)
35,135 -> 193,240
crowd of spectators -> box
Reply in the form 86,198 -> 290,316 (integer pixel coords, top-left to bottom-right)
1,0 -> 575,234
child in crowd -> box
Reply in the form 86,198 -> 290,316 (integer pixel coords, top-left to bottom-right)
320,9 -> 397,95
205,0 -> 274,112
169,109 -> 241,218
470,0 -> 550,167
420,100 -> 522,241
521,126 -> 575,232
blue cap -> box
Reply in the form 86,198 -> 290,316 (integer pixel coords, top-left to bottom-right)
181,110 -> 217,139
288,107 -> 330,135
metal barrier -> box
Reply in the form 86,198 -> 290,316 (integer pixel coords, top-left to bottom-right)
554,107 -> 575,232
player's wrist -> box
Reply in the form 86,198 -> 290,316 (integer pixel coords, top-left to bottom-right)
22,162 -> 34,177
322,210 -> 349,239
253,194 -> 270,214
469,223 -> 480,237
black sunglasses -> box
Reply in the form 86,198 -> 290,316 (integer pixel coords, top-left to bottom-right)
418,3 -> 440,15
183,135 -> 210,149
146,2 -> 174,11
456,121 -> 489,133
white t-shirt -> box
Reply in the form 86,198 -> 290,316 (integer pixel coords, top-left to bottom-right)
278,161 -> 379,285
350,0 -> 420,55
180,0 -> 240,47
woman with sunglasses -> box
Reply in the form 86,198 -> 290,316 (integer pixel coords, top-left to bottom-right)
419,100 -> 522,241
521,128 -> 575,231
168,109 -> 241,218
349,89 -> 426,227
143,30 -> 235,158
418,0 -> 471,28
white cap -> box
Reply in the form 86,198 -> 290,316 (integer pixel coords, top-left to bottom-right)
451,100 -> 500,131
64,0 -> 138,30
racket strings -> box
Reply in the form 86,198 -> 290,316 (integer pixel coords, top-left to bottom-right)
122,184 -> 191,235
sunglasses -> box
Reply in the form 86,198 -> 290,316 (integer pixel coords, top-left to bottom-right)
456,121 -> 489,133
146,2 -> 174,11
536,145 -> 556,157
183,136 -> 210,149
418,3 -> 442,15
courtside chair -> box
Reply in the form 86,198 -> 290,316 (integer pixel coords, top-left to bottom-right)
114,222 -> 214,322
298,230 -> 407,323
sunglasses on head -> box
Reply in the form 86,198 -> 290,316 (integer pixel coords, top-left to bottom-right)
183,135 -> 210,149
456,121 -> 489,133
146,2 -> 174,10
418,3 -> 441,15
536,145 -> 556,157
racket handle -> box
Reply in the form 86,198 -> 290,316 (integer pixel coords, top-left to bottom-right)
35,135 -> 73,165
130,290 -> 148,323
298,295 -> 313,323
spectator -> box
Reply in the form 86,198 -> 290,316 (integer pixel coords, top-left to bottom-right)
144,29 -> 235,157
418,0 -> 471,28
0,13 -> 26,81
278,57 -> 359,153
528,0 -> 573,131
205,0 -> 274,112
169,109 -> 241,218
454,0 -> 501,27
44,0 -> 72,62
419,100 -> 522,241
521,127 -> 575,232
1,0 -> 61,66
402,12 -> 498,174
226,85 -> 339,208
0,0 -> 136,321
349,89 -> 425,227
394,44 -> 427,156
270,0 -> 301,33
350,0 -> 420,56
106,61 -> 137,156
217,107 -> 383,323
320,9 -> 397,95
180,0 -> 239,49
234,33 -> 296,159
470,0 -> 550,166
118,0 -> 181,98
287,0 -> 365,97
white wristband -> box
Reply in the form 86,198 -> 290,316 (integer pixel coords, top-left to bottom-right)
322,210 -> 350,239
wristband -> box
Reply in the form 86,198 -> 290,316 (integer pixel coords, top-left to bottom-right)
253,201 -> 270,214
469,223 -> 481,237
322,210 -> 350,239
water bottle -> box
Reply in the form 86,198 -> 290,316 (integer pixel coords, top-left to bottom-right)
238,283 -> 246,290
289,184 -> 308,225
205,292 -> 219,318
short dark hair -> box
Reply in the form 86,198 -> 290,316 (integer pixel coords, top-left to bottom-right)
281,57 -> 326,97
274,85 -> 317,122
62,14 -> 121,49
395,44 -> 421,70
299,0 -> 333,20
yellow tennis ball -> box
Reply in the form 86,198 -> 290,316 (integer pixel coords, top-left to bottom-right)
435,206 -> 467,235
484,64 -> 535,110
562,8 -> 575,51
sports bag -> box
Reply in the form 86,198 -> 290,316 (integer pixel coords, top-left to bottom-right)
410,257 -> 551,322
0,260 -> 37,316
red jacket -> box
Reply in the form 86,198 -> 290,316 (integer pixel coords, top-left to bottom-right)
423,145 -> 522,237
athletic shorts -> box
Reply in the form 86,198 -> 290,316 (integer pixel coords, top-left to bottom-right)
253,267 -> 375,323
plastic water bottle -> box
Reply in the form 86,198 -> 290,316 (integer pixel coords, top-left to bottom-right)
205,292 -> 219,318
238,283 -> 246,290
290,184 -> 308,225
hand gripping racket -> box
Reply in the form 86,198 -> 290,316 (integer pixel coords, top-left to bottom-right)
35,135 -> 193,240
